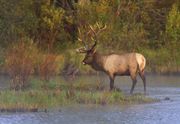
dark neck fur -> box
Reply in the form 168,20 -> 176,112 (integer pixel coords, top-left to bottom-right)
90,52 -> 106,72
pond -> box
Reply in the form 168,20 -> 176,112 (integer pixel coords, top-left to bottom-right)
0,74 -> 180,124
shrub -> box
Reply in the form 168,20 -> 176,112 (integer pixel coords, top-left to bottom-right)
5,39 -> 39,90
39,54 -> 64,83
166,3 -> 180,41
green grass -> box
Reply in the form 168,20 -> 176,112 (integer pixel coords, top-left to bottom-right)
0,79 -> 158,111
0,90 -> 157,111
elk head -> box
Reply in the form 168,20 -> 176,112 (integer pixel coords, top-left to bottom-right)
76,23 -> 106,65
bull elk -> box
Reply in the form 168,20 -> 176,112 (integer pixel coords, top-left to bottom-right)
76,23 -> 146,94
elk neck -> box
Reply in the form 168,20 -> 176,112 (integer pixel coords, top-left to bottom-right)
90,51 -> 106,72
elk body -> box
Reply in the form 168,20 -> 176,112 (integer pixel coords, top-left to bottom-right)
77,23 -> 146,94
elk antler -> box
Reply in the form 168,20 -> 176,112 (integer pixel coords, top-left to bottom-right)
76,47 -> 87,53
77,22 -> 106,53
89,23 -> 107,50
77,28 -> 89,50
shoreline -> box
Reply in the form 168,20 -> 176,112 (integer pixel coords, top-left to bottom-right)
0,71 -> 179,78
0,89 -> 158,113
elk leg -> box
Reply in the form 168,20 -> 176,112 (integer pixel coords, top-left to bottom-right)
139,71 -> 146,95
109,76 -> 114,91
130,75 -> 137,94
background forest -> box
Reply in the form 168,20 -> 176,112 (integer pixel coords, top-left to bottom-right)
0,0 -> 179,81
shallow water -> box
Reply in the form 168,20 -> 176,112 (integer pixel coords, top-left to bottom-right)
0,74 -> 180,124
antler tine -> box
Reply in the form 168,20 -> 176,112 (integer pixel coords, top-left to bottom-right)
76,47 -> 87,53
96,23 -> 107,35
78,23 -> 107,51
78,28 -> 82,41
96,22 -> 101,29
90,23 -> 107,36
78,28 -> 88,50
89,25 -> 97,50
89,25 -> 95,33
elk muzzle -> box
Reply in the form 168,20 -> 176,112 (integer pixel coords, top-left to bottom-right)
82,59 -> 87,65
82,61 -> 86,65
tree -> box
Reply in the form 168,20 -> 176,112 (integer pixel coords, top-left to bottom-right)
0,0 -> 38,46
55,0 -> 78,42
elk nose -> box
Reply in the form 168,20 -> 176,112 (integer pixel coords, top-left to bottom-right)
82,61 -> 86,65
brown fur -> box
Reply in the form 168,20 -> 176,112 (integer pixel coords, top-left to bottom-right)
82,50 -> 146,94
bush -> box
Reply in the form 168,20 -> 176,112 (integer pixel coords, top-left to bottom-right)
39,54 -> 64,82
5,39 -> 39,90
166,3 -> 180,41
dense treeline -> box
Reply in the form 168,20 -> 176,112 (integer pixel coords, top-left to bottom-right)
0,0 -> 179,49
0,0 -> 179,89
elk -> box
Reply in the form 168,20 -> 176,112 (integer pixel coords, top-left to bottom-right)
76,23 -> 146,94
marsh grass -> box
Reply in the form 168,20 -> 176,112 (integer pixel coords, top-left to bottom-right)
0,90 -> 157,112
0,79 -> 158,112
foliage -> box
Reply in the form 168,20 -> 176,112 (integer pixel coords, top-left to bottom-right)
0,0 -> 38,46
5,39 -> 40,90
39,54 -> 64,82
0,0 -> 179,74
166,3 -> 180,41
38,3 -> 65,50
